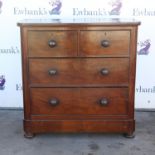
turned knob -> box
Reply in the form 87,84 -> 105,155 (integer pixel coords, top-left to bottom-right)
99,98 -> 109,106
101,40 -> 110,48
49,98 -> 59,106
48,69 -> 57,75
48,40 -> 57,48
100,68 -> 109,75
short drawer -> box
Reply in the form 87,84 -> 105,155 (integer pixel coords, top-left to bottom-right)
30,88 -> 128,115
29,58 -> 129,86
28,30 -> 77,57
80,30 -> 130,56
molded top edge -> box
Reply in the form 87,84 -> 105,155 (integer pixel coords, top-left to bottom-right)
17,18 -> 141,26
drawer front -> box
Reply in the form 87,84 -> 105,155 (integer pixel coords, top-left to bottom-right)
80,30 -> 130,56
28,31 -> 77,57
30,88 -> 128,115
29,58 -> 129,86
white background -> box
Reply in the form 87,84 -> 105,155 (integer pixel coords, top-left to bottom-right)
0,0 -> 155,109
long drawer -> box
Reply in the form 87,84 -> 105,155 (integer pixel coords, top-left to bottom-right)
29,58 -> 129,86
30,88 -> 128,115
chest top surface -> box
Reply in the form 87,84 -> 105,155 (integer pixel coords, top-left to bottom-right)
17,18 -> 140,27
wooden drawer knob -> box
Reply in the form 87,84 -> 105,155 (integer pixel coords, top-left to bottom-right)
100,68 -> 109,75
48,39 -> 57,48
48,69 -> 57,75
99,98 -> 109,106
101,40 -> 110,47
49,98 -> 59,106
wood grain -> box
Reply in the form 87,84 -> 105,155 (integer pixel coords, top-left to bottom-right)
28,30 -> 78,57
30,88 -> 128,115
80,30 -> 130,56
29,58 -> 129,86
18,19 -> 140,137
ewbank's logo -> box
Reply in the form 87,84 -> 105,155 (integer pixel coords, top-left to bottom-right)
14,1 -> 63,16
133,8 -> 155,16
0,0 -> 3,14
0,75 -> 5,90
138,39 -> 151,55
49,0 -> 62,15
0,46 -> 20,54
109,0 -> 122,15
73,0 -> 122,17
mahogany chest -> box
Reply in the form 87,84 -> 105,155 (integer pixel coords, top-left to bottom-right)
18,19 -> 140,138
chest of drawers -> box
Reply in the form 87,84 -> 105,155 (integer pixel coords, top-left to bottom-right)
18,19 -> 140,138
